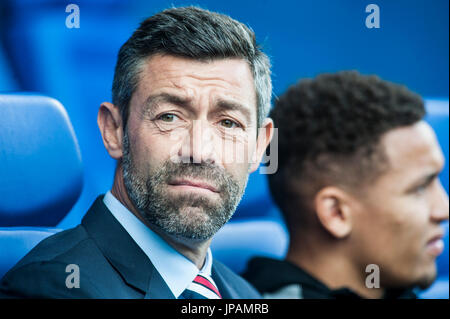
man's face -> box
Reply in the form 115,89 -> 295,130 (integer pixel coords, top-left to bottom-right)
121,54 -> 262,240
351,121 -> 449,289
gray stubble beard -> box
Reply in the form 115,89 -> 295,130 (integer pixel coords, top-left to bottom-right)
121,131 -> 248,241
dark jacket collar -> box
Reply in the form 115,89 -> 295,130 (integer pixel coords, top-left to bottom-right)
81,196 -> 175,299
243,256 -> 330,296
243,257 -> 417,299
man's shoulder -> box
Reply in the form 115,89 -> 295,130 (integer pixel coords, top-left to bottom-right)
0,225 -> 115,298
6,225 -> 95,268
18,225 -> 86,258
242,256 -> 311,298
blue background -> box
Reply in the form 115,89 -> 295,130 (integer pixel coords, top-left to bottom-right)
0,0 -> 448,229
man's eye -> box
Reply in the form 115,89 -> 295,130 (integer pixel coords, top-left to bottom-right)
414,180 -> 433,195
159,114 -> 178,122
415,184 -> 427,194
220,119 -> 239,128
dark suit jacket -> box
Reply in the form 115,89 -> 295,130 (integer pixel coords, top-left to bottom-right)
0,196 -> 260,299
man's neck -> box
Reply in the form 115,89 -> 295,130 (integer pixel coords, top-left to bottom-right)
149,227 -> 212,270
111,164 -> 210,269
286,233 -> 385,299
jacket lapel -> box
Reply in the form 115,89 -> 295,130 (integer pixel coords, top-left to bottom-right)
144,266 -> 174,299
211,261 -> 241,299
81,196 -> 175,299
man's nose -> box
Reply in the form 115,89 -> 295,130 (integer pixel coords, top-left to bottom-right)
178,120 -> 218,165
431,179 -> 449,223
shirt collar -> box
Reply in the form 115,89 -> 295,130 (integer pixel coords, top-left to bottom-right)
103,190 -> 213,298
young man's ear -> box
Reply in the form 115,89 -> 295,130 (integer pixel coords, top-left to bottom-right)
97,102 -> 124,159
249,117 -> 274,173
314,187 -> 354,238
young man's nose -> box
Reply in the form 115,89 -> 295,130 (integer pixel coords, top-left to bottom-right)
431,179 -> 449,223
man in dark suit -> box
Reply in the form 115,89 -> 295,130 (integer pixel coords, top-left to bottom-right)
0,6 -> 273,298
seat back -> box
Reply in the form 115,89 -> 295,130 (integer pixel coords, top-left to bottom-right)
0,93 -> 83,226
0,93 -> 82,279
211,215 -> 289,274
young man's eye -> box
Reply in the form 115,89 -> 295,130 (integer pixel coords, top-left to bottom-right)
415,184 -> 427,194
220,119 -> 239,128
414,179 -> 434,194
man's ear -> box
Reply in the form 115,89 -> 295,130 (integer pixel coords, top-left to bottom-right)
249,117 -> 274,173
314,186 -> 354,238
97,102 -> 124,159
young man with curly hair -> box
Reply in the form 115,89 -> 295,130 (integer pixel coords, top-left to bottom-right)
243,71 -> 448,299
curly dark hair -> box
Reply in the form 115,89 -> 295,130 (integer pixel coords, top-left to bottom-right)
268,71 -> 425,230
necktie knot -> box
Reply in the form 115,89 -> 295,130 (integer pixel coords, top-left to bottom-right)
181,274 -> 222,299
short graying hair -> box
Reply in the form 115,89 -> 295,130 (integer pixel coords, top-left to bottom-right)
112,6 -> 272,130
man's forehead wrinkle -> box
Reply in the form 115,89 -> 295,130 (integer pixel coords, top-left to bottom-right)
142,77 -> 253,110
167,75 -> 244,95
213,99 -> 253,124
143,56 -> 252,89
142,92 -> 192,115
142,75 -> 243,100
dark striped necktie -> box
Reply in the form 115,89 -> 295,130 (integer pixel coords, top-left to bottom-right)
180,273 -> 222,299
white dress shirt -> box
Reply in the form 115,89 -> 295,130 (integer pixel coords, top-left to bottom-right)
103,191 -> 214,298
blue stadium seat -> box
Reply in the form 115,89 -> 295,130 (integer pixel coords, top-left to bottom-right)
211,212 -> 289,274
0,93 -> 83,279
